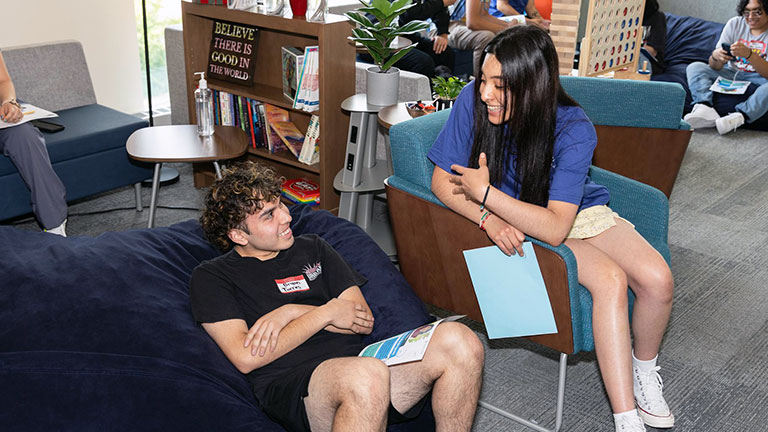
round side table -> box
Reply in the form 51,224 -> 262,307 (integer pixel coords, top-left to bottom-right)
126,125 -> 248,228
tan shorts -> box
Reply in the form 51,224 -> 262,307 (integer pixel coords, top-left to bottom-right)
566,205 -> 634,239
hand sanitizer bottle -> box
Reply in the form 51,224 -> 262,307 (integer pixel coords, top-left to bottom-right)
194,72 -> 214,137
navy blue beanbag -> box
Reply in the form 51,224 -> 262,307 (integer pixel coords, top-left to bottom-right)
0,204 -> 432,431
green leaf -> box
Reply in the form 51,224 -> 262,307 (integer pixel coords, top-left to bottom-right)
370,0 -> 392,14
381,45 -> 415,71
390,0 -> 411,10
396,20 -> 430,35
344,12 -> 376,28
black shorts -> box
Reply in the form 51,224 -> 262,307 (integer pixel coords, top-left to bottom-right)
260,360 -> 429,432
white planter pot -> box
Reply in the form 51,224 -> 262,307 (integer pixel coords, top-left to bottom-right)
366,66 -> 400,106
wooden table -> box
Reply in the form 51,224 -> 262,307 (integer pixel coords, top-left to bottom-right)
377,101 -> 418,130
126,125 -> 248,228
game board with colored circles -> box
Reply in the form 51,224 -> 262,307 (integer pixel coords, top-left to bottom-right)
578,0 -> 646,77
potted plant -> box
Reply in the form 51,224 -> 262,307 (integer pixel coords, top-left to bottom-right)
345,0 -> 429,106
431,75 -> 468,110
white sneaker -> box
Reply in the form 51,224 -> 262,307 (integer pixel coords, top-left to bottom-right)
44,219 -> 67,237
634,365 -> 675,428
683,103 -> 720,129
615,412 -> 647,432
716,112 -> 745,135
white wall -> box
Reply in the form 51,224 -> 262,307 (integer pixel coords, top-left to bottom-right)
2,0 -> 145,114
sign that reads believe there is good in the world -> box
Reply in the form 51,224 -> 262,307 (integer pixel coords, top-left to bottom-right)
207,20 -> 259,85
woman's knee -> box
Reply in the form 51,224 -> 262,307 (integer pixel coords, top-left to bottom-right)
1,123 -> 45,155
588,264 -> 629,305
633,261 -> 674,304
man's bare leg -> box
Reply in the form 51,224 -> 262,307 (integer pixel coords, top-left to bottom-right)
304,357 -> 391,432
389,322 -> 485,432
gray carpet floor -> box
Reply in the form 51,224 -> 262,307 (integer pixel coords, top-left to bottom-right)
5,127 -> 767,431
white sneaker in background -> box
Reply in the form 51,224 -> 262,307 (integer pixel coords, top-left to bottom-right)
44,219 -> 67,237
716,112 -> 745,135
683,103 -> 720,129
615,412 -> 647,432
634,365 -> 675,428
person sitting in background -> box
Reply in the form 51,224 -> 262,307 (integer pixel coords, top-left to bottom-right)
638,0 -> 667,74
0,52 -> 67,236
487,0 -> 550,30
358,0 -> 456,79
447,0 -> 528,73
401,0 -> 458,78
684,0 -> 768,135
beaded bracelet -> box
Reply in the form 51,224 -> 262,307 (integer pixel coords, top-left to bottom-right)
479,211 -> 490,231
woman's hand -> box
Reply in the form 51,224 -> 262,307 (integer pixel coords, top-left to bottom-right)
0,101 -> 23,123
450,153 -> 491,203
484,214 -> 526,256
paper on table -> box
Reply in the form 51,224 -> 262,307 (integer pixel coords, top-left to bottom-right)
463,242 -> 557,339
709,76 -> 750,95
0,103 -> 58,129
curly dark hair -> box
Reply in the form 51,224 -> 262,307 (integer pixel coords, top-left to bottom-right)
738,0 -> 768,16
200,161 -> 284,251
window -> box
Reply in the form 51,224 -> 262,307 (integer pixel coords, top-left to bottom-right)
134,0 -> 183,118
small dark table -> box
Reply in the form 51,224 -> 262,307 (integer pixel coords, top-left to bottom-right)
126,125 -> 248,228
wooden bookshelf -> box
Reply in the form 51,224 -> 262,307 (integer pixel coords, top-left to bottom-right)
182,2 -> 356,211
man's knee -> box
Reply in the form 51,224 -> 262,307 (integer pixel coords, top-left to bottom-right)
431,322 -> 484,368
686,61 -> 711,78
339,357 -> 391,404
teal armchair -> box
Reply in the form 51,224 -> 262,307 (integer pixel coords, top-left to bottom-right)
385,108 -> 670,432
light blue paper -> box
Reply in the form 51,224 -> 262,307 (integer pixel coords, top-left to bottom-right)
463,242 -> 557,339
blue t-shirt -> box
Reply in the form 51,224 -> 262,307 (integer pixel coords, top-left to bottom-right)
428,83 -> 609,212
488,0 -> 528,18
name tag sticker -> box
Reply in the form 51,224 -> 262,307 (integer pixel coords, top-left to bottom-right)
275,275 -> 310,294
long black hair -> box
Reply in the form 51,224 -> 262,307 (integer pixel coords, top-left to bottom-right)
738,0 -> 768,16
470,26 -> 578,207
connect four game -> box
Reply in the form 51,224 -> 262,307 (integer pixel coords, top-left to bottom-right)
578,0 -> 646,77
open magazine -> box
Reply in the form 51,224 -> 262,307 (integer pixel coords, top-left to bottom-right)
0,103 -> 57,129
709,76 -> 751,95
359,315 -> 465,366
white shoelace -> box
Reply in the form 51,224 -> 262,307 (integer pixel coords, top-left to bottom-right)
635,366 -> 669,413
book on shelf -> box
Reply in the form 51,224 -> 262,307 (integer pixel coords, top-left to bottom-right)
263,104 -> 289,154
282,178 -> 320,206
299,114 -> 320,165
271,121 -> 305,158
293,46 -> 319,112
211,90 -> 266,149
281,46 -> 305,103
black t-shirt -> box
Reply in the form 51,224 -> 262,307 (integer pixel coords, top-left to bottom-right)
190,234 -> 368,403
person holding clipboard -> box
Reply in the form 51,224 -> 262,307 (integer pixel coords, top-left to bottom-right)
0,51 -> 67,236
429,27 -> 676,431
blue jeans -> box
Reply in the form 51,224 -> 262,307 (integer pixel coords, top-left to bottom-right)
686,61 -> 768,122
